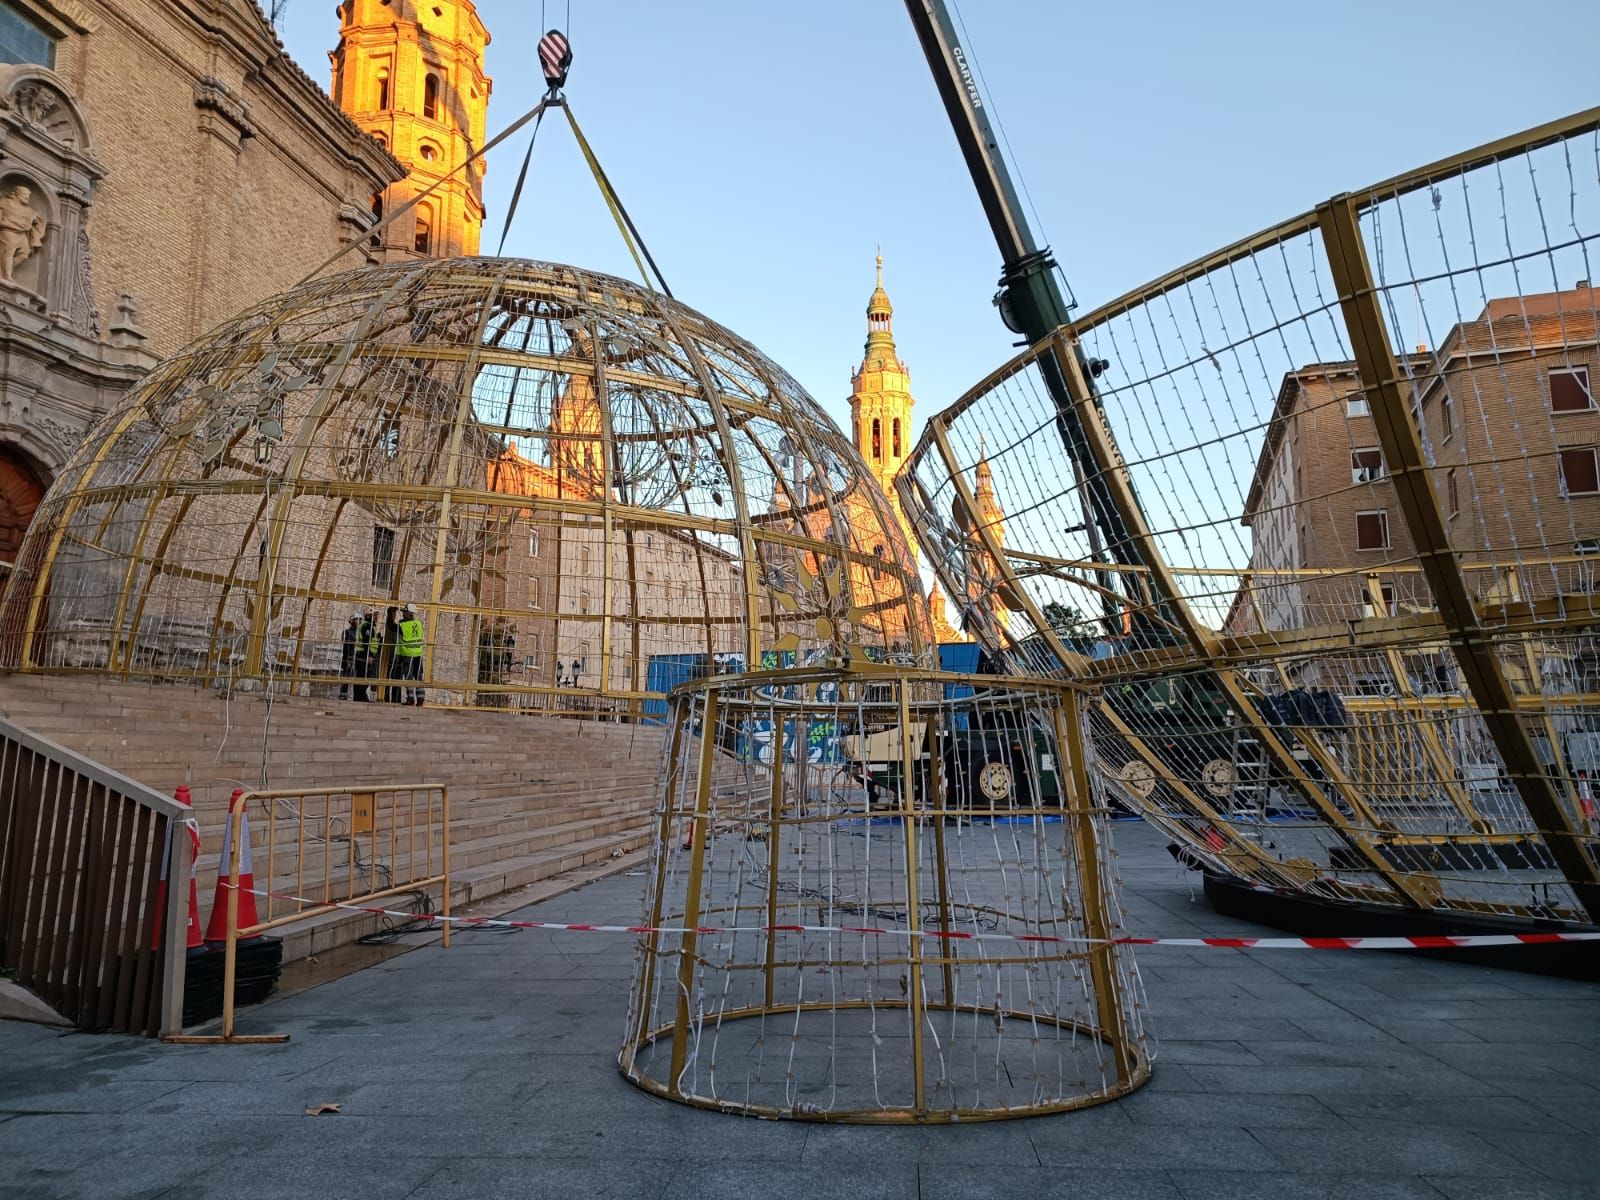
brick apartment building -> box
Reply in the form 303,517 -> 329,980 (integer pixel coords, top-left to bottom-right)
1231,284 -> 1600,698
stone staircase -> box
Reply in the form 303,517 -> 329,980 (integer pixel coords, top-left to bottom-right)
0,674 -> 756,961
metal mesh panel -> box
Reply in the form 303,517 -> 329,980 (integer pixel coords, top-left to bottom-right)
903,111 -> 1600,927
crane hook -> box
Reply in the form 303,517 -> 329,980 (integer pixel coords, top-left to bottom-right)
539,30 -> 573,97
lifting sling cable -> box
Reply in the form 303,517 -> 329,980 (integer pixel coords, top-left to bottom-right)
499,27 -> 573,257
495,102 -> 550,257
296,97 -> 553,285
562,102 -> 674,299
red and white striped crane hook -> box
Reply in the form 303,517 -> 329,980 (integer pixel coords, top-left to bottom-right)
539,30 -> 573,97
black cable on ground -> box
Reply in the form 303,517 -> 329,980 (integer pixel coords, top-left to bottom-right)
355,889 -> 523,944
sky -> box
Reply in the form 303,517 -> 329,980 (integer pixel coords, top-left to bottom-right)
276,0 -> 1600,442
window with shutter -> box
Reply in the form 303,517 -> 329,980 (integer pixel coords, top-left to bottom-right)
1355,511 -> 1390,550
372,526 -> 396,589
1559,447 -> 1599,495
1551,366 -> 1594,413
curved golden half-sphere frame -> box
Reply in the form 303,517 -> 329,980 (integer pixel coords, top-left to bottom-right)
0,258 -> 933,711
900,107 -> 1600,930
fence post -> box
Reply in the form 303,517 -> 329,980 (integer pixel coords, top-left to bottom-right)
164,791 -> 288,1045
158,818 -> 189,1038
440,786 -> 451,951
219,798 -> 242,1040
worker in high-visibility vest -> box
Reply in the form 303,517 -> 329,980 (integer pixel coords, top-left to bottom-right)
339,615 -> 360,700
352,612 -> 379,701
396,604 -> 426,707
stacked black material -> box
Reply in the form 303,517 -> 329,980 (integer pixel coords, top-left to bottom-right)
180,938 -> 283,1026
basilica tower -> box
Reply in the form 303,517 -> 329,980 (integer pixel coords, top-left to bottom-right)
849,254 -> 915,553
846,254 -> 966,644
332,0 -> 491,259
973,447 -> 1005,550
970,442 -> 1010,635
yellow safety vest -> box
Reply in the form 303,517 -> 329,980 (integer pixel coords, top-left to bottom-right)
398,618 -> 424,657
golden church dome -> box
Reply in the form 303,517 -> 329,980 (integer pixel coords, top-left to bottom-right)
1,258 -> 933,707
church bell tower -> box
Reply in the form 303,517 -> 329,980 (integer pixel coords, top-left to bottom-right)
332,0 -> 491,259
970,442 -> 1010,635
849,254 -> 916,554
846,253 -> 968,644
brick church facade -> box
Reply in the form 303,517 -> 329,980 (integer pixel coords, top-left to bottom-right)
0,0 -> 444,564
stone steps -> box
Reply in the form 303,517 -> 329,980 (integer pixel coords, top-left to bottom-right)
0,673 -> 753,967
197,795 -> 654,878
273,835 -> 661,962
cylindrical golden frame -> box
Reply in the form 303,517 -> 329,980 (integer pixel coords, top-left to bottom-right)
618,668 -> 1152,1123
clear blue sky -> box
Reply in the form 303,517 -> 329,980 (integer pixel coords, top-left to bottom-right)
277,0 -> 1600,438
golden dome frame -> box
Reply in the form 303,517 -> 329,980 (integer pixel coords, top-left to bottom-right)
1,258 -> 932,710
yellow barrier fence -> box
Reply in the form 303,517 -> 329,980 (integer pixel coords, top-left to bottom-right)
168,782 -> 451,1044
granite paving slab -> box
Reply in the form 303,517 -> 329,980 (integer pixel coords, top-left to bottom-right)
0,820 -> 1594,1199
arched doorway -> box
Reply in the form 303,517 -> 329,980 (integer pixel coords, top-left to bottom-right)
0,444 -> 48,564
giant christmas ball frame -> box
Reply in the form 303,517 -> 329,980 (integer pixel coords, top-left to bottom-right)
895,107 -> 1600,932
1,259 -> 931,709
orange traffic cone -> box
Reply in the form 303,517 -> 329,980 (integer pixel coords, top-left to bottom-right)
153,785 -> 204,951
204,789 -> 262,945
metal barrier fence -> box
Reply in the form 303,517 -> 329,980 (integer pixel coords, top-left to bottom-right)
245,783 -> 451,930
901,106 -> 1600,928
0,716 -> 188,1036
172,782 -> 450,1043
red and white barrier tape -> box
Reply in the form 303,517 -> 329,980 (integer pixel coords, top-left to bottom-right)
224,884 -> 1600,951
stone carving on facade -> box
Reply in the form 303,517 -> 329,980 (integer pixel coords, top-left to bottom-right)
32,415 -> 76,459
5,80 -> 82,150
0,67 -> 102,327
69,229 -> 99,336
0,67 -> 94,155
0,184 -> 46,284
107,292 -> 146,350
13,355 -> 47,392
193,76 -> 256,142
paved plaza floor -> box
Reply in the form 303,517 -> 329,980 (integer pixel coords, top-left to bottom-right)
2,820 -> 1597,1199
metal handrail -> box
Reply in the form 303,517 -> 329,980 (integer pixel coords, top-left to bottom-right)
0,715 -> 187,819
0,712 -> 190,1036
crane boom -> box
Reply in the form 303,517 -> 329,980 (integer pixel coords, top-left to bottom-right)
901,0 -> 1067,340
903,0 -> 1151,625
